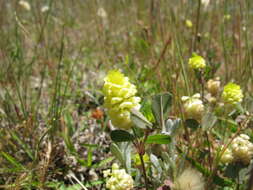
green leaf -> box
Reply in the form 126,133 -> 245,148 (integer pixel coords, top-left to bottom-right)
176,146 -> 233,186
131,108 -> 153,129
132,126 -> 144,138
87,147 -> 93,167
140,100 -> 155,122
1,151 -> 25,170
202,112 -> 217,130
150,154 -> 162,174
185,119 -> 200,130
85,180 -> 105,188
81,143 -> 99,148
110,143 -> 124,166
219,118 -> 238,133
122,142 -> 132,173
110,130 -> 135,142
152,93 -> 172,127
10,131 -> 34,160
145,134 -> 171,144
92,156 -> 114,169
164,118 -> 181,136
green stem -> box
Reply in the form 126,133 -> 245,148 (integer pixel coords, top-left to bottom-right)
139,152 -> 149,190
193,0 -> 201,51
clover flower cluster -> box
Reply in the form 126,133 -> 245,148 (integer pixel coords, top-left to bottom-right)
103,163 -> 134,190
103,70 -> 141,129
173,168 -> 205,190
206,77 -> 221,96
221,134 -> 253,164
220,145 -> 233,164
188,54 -> 206,70
222,82 -> 243,105
181,93 -> 204,120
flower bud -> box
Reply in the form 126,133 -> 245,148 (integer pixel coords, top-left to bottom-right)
206,77 -> 220,96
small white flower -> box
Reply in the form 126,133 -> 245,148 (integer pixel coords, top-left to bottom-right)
201,0 -> 210,8
41,5 -> 49,13
97,7 -> 107,18
19,0 -> 31,11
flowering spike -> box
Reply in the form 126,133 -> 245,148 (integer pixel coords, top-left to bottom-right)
103,70 -> 141,129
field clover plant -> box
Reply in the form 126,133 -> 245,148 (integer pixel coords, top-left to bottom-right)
102,65 -> 253,190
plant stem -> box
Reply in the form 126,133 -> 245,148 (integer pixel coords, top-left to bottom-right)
139,152 -> 149,190
200,73 -> 205,102
193,0 -> 201,52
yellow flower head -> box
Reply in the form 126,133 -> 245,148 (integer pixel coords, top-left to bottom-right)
188,54 -> 206,70
133,153 -> 150,167
185,19 -> 193,28
222,83 -> 243,105
103,70 -> 141,129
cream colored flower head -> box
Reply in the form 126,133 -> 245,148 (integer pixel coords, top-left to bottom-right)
231,134 -> 253,164
19,0 -> 31,11
201,0 -> 210,8
104,163 -> 134,190
173,168 -> 205,190
41,6 -> 49,13
220,145 -> 233,164
103,70 -> 141,129
206,77 -> 220,96
222,82 -> 243,105
181,93 -> 204,120
188,54 -> 206,70
220,134 -> 253,165
97,7 -> 107,18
